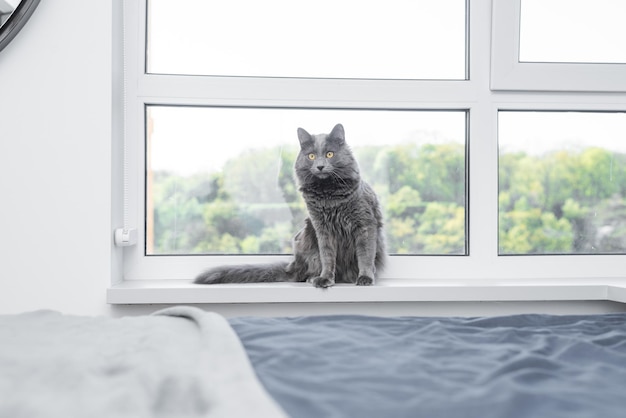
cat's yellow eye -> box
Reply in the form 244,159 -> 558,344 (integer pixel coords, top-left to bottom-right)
308,153 -> 316,160
326,151 -> 334,158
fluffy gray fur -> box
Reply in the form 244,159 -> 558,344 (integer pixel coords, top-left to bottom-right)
194,123 -> 386,288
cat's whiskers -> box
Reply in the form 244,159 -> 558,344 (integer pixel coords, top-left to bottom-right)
329,170 -> 351,189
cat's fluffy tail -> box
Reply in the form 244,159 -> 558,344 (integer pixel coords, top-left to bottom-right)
194,262 -> 293,284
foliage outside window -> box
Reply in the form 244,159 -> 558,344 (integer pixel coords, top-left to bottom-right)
499,111 -> 626,255
147,107 -> 467,256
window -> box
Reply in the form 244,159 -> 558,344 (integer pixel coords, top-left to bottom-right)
146,0 -> 467,80
491,0 -> 626,91
519,0 -> 626,64
112,0 -> 626,303
499,111 -> 626,255
147,106 -> 467,256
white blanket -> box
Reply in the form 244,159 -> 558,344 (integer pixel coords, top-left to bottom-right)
0,306 -> 286,418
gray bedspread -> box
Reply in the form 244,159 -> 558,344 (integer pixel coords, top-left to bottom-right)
2,309 -> 625,418
230,313 -> 626,418
0,307 -> 286,418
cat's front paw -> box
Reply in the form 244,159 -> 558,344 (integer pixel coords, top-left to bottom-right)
356,275 -> 374,286
310,276 -> 335,289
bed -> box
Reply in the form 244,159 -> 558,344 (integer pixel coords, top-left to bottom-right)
2,307 -> 625,417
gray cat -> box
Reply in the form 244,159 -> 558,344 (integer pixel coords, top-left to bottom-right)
194,123 -> 386,288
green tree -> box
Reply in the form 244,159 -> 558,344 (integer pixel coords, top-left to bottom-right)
417,202 -> 465,254
499,146 -> 626,254
152,142 -> 471,255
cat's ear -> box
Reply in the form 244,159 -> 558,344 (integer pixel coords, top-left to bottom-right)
328,124 -> 345,145
297,127 -> 313,149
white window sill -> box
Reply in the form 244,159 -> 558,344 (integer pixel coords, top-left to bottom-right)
107,278 -> 626,305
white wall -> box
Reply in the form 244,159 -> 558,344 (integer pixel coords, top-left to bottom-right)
0,1 -> 113,315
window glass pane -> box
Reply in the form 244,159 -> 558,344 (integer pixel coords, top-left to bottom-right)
498,111 -> 626,255
147,107 -> 466,255
147,0 -> 467,80
519,0 -> 626,64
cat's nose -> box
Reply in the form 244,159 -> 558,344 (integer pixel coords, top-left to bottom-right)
316,165 -> 324,171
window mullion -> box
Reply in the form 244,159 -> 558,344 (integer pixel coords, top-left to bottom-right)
138,74 -> 478,109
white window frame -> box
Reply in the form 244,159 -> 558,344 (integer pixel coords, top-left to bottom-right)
491,0 -> 626,92
109,0 -> 626,305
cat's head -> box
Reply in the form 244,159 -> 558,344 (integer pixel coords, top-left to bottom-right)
294,123 -> 360,185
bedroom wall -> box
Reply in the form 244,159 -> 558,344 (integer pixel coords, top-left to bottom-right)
0,2 -> 624,317
0,1 -> 113,315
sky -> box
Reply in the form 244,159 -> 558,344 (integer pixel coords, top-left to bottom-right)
499,112 -> 626,156
520,0 -> 626,63
149,107 -> 466,175
147,0 -> 466,80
